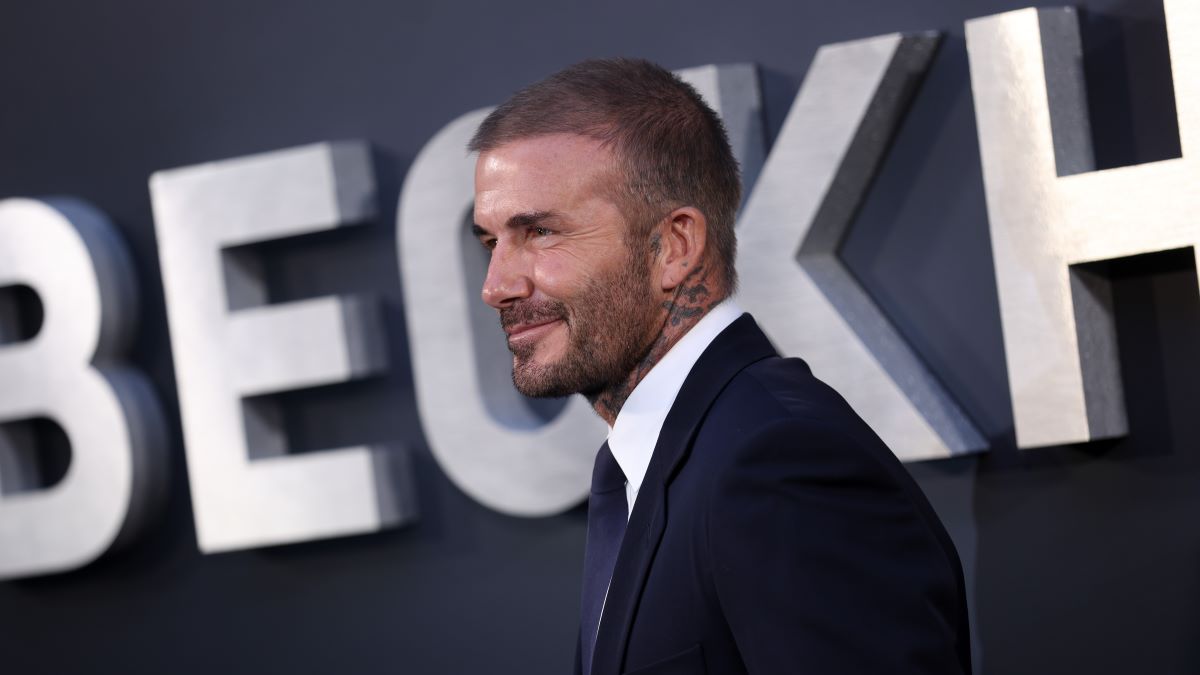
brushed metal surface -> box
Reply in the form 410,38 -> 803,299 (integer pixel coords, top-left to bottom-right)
151,142 -> 415,553
736,32 -> 986,461
967,1 -> 1200,448
0,198 -> 166,579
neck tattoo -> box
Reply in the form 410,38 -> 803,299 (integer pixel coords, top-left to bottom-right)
589,262 -> 724,425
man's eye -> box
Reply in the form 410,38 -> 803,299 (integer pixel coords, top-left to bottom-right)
481,238 -> 497,250
530,226 -> 552,237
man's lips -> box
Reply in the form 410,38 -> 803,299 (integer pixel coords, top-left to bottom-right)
505,318 -> 563,342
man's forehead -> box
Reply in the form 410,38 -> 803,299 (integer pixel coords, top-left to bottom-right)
473,134 -> 624,220
476,134 -> 618,182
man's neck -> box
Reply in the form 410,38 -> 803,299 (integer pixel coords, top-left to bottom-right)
589,263 -> 726,426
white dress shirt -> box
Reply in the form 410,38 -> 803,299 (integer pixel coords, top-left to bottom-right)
607,300 -> 743,518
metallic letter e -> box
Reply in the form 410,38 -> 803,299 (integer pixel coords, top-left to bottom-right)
151,142 -> 415,553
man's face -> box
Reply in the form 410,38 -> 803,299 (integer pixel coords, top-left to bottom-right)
473,134 -> 662,399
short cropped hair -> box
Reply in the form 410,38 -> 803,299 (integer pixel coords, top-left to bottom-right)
469,58 -> 741,291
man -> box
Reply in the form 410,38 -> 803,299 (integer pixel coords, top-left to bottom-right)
470,59 -> 970,675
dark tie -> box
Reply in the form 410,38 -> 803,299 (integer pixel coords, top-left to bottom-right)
580,441 -> 628,675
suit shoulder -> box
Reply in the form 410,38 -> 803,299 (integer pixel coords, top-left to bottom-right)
690,355 -> 943,525
700,355 -> 889,463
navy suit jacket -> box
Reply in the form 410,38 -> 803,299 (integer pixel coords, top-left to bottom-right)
579,314 -> 971,675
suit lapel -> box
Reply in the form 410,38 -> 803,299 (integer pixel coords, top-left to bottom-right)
590,314 -> 777,675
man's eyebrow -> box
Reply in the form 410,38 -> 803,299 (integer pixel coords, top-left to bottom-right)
505,210 -> 557,229
472,211 -> 560,239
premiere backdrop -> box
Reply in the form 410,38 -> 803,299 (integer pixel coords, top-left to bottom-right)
1,1 -> 1197,673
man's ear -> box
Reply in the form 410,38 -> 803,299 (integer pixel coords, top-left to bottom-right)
658,206 -> 707,292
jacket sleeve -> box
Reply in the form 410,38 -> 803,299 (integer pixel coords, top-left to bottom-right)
707,417 -> 967,674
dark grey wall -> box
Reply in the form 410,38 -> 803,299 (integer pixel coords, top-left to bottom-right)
1,1 -> 1194,673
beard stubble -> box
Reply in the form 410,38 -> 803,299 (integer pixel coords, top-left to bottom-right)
501,250 -> 660,400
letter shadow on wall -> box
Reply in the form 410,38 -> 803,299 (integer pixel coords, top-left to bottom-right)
971,247 -> 1200,675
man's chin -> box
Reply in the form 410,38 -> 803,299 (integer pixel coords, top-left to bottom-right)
512,377 -> 570,399
511,358 -> 576,399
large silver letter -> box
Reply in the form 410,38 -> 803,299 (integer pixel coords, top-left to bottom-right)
399,66 -> 765,515
0,198 -> 165,579
967,2 -> 1200,448
736,33 -> 986,461
151,142 -> 414,553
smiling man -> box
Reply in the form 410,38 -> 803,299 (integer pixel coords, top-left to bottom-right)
470,59 -> 971,675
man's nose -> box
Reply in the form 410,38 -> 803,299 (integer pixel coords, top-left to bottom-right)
481,245 -> 533,309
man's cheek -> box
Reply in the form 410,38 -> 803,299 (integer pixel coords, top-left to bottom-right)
538,323 -> 571,359
532,252 -> 592,295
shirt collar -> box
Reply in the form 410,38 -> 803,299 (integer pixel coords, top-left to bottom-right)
607,299 -> 743,498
